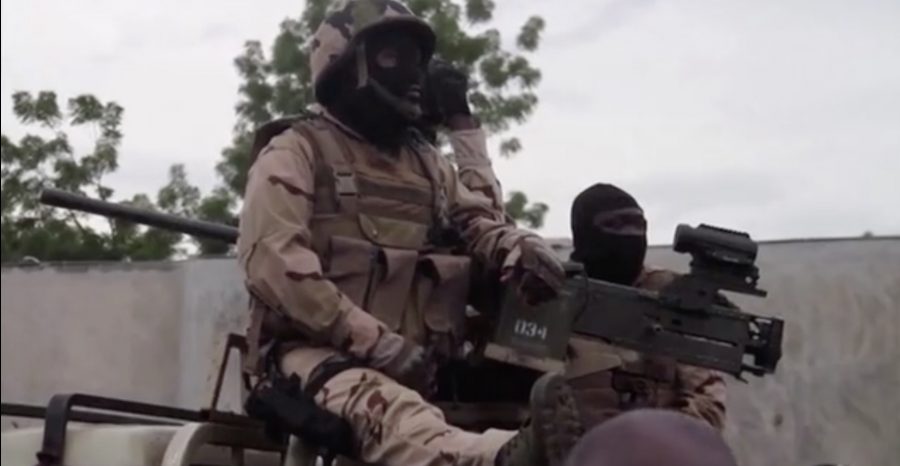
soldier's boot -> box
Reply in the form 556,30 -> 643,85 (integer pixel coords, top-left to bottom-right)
495,372 -> 585,466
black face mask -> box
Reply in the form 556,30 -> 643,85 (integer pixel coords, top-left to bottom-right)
328,28 -> 426,150
570,183 -> 648,285
572,234 -> 647,285
365,29 -> 425,111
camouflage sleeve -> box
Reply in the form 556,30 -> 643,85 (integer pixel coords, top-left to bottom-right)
237,130 -> 389,360
448,127 -> 505,220
636,267 -> 728,430
670,364 -> 728,431
441,159 -> 539,268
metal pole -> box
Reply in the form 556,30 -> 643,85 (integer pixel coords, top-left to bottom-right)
39,188 -> 239,244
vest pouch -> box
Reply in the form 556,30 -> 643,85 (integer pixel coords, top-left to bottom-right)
358,213 -> 430,250
366,247 -> 419,332
417,254 -> 472,358
324,236 -> 379,309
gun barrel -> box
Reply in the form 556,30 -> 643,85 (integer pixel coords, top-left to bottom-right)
39,188 -> 239,244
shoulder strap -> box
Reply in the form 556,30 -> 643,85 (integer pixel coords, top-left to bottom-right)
290,117 -> 359,216
408,135 -> 453,244
248,112 -> 314,167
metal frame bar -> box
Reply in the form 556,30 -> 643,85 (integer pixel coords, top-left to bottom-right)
2,402 -> 179,427
35,394 -> 206,465
4,393 -> 265,465
1,335 -> 274,466
208,333 -> 249,414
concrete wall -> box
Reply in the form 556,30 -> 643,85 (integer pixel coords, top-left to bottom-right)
175,259 -> 249,413
0,258 -> 251,419
2,237 -> 899,465
1,262 -> 184,407
646,238 -> 900,466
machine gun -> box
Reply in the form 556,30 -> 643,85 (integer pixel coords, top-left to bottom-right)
38,188 -> 784,380
485,224 -> 784,379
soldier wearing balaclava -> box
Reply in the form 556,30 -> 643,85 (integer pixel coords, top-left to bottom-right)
566,183 -> 728,431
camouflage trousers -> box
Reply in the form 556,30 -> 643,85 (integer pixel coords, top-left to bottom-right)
280,347 -> 516,466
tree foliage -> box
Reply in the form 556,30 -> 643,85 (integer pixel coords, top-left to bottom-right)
217,0 -> 549,227
504,191 -> 548,230
2,1 -> 554,264
1,91 -> 231,263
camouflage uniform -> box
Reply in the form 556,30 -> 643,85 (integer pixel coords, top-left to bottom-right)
565,266 -> 728,431
449,127 -> 505,221
238,2 -> 580,465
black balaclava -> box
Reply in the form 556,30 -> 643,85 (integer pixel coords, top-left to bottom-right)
570,183 -> 648,285
327,26 -> 427,151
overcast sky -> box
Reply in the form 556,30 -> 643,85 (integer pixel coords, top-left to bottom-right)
2,0 -> 898,243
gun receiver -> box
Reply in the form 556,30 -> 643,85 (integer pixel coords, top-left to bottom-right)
485,224 -> 784,379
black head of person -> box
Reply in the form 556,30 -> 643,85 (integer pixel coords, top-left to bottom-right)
570,183 -> 648,285
565,409 -> 738,466
308,1 -> 436,150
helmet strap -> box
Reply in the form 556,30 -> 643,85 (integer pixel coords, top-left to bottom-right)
355,44 -> 368,89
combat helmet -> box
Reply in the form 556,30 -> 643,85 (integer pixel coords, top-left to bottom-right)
310,0 -> 436,114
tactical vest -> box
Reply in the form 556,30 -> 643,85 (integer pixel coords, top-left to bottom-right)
246,115 -> 471,371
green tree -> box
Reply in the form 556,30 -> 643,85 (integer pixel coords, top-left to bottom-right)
1,91 -> 227,262
193,185 -> 237,256
155,164 -> 236,256
504,191 -> 548,230
217,0 -> 549,228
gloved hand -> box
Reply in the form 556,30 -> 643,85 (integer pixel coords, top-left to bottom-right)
422,58 -> 472,127
369,332 -> 437,397
501,237 -> 566,306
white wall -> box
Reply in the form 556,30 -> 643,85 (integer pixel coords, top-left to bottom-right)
2,237 -> 899,466
644,238 -> 900,466
1,262 -> 185,410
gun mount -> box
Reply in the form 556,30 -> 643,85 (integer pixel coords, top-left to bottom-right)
485,224 -> 785,379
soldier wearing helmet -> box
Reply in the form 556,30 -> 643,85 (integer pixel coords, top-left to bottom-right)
237,1 -> 584,465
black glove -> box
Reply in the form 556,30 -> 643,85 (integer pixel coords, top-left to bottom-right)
423,58 -> 472,126
502,238 -> 566,306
